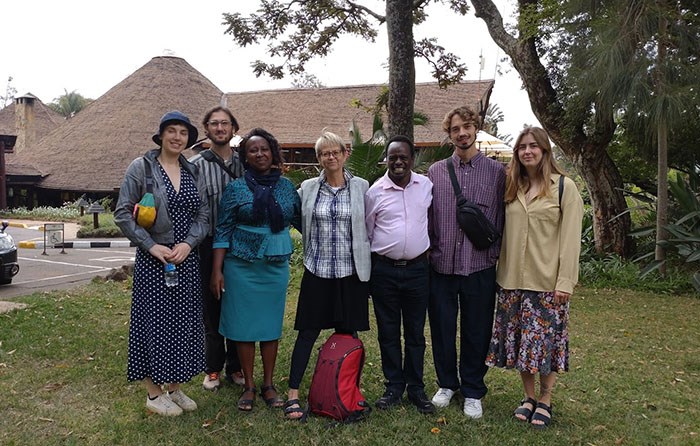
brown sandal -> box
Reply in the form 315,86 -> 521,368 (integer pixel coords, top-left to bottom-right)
238,386 -> 256,411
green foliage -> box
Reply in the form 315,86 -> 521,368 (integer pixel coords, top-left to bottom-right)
579,255 -> 693,294
76,213 -> 121,238
345,117 -> 387,183
47,89 -> 92,117
0,204 -> 80,221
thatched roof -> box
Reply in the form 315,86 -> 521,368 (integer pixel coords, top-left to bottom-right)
10,56 -> 224,192
222,80 -> 494,148
8,55 -> 493,195
0,95 -> 63,162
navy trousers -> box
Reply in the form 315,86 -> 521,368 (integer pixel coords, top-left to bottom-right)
427,266 -> 496,399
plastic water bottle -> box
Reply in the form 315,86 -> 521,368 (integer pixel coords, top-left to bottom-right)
164,263 -> 178,287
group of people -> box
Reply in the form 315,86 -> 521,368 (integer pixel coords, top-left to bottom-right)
114,104 -> 583,429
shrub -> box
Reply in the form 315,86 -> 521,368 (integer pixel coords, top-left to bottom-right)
579,255 -> 693,294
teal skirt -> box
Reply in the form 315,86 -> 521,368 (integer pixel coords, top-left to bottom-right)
219,256 -> 289,342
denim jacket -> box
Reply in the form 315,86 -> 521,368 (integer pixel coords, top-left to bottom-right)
114,148 -> 209,251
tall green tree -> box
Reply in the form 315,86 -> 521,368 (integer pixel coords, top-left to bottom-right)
222,0 -> 469,141
470,0 -> 700,257
582,1 -> 700,271
48,89 -> 91,117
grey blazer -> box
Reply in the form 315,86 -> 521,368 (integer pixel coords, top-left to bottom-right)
298,173 -> 371,282
114,148 -> 209,252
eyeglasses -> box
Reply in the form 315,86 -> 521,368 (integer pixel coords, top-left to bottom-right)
320,150 -> 343,159
207,120 -> 232,128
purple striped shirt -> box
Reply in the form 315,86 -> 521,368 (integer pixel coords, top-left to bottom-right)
428,152 -> 506,276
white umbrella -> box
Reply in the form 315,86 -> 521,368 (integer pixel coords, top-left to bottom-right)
476,130 -> 512,156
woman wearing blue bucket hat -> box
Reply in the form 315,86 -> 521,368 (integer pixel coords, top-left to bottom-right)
115,110 -> 209,416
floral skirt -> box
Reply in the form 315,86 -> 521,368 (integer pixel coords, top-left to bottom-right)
485,288 -> 569,374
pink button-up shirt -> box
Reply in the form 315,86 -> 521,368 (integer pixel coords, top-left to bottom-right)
365,171 -> 432,260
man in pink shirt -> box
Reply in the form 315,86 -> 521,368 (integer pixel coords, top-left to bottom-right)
365,136 -> 434,414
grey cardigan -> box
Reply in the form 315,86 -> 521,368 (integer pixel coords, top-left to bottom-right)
114,148 -> 209,252
298,173 -> 371,282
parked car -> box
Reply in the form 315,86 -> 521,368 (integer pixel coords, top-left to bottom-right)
0,221 -> 20,284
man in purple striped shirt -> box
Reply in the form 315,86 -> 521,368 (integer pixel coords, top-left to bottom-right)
427,106 -> 506,419
365,136 -> 435,414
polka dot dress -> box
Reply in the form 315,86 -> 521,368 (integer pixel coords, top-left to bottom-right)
127,164 -> 205,385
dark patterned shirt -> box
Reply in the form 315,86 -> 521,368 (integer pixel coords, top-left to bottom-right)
189,149 -> 244,237
428,152 -> 506,276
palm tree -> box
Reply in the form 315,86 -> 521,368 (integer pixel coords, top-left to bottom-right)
48,89 -> 92,117
581,1 -> 699,273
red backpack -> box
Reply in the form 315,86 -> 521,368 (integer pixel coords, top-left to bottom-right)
308,333 -> 371,422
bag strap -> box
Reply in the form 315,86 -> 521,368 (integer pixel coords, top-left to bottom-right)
143,158 -> 153,194
558,175 -> 564,208
201,149 -> 238,179
445,159 -> 464,200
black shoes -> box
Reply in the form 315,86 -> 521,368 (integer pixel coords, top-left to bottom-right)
408,391 -> 436,414
375,390 -> 402,410
376,389 -> 436,414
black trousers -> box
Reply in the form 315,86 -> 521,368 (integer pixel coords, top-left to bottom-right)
428,266 -> 496,399
200,237 -> 240,375
370,256 -> 430,396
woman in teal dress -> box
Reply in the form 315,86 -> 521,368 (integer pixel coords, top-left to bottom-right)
211,128 -> 300,411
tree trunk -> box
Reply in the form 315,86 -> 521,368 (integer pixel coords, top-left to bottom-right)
656,121 -> 669,274
571,141 -> 632,256
386,0 -> 415,140
655,11 -> 669,275
470,0 -> 632,256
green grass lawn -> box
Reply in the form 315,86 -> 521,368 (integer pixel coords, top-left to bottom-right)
1,279 -> 699,445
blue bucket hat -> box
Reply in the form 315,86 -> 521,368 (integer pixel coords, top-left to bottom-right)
152,110 -> 199,148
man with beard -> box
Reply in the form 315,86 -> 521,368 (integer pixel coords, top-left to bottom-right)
427,106 -> 505,419
189,106 -> 244,391
365,136 -> 434,414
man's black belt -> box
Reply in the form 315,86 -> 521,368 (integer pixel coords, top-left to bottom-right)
372,251 -> 428,267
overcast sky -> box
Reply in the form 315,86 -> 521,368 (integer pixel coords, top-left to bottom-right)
1,0 -> 539,141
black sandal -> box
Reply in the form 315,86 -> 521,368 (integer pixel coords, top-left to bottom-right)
238,386 -> 256,411
260,385 -> 284,408
530,402 -> 553,429
513,397 -> 537,422
284,398 -> 306,421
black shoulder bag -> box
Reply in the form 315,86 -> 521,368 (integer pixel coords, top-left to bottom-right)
445,159 -> 500,250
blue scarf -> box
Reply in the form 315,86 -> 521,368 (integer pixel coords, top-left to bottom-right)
244,169 -> 285,233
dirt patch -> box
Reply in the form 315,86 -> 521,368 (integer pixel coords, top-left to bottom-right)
0,300 -> 28,314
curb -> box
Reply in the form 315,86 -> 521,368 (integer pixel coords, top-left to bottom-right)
7,222 -> 32,229
19,240 -> 137,249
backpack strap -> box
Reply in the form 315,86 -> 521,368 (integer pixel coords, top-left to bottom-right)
143,158 -> 153,194
558,175 -> 564,208
201,149 -> 238,179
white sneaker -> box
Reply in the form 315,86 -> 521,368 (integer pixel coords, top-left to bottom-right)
463,398 -> 483,419
203,372 -> 221,391
431,388 -> 456,408
146,393 -> 183,416
169,389 -> 197,411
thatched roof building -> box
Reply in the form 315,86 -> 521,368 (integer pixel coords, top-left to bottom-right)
6,56 -> 494,207
9,57 -> 223,198
221,80 -> 493,165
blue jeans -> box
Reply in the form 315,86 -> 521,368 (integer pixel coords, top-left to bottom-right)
428,267 -> 496,399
